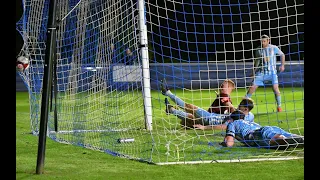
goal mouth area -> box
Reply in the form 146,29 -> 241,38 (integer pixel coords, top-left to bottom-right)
45,132 -> 305,165
45,127 -> 304,165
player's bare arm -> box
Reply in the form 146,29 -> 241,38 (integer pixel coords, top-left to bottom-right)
193,124 -> 227,130
279,54 -> 285,72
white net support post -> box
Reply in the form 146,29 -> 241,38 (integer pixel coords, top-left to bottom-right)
138,0 -> 153,131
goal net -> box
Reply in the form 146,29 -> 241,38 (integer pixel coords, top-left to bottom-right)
16,0 -> 304,165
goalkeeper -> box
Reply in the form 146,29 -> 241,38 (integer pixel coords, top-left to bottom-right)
219,110 -> 304,149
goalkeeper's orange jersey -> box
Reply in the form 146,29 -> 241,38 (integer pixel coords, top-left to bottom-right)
207,93 -> 232,114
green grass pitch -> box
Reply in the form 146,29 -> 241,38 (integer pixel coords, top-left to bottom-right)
16,87 -> 304,179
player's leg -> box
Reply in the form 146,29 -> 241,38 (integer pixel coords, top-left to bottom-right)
164,98 -> 196,128
269,134 -> 304,149
165,98 -> 194,119
246,85 -> 257,98
263,126 -> 304,149
161,79 -> 199,114
161,78 -> 186,109
269,134 -> 288,149
270,126 -> 304,148
245,73 -> 264,98
168,101 -> 219,126
259,126 -> 287,149
271,74 -> 282,112
193,107 -> 226,125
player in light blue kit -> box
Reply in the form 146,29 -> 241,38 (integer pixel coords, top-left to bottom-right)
239,98 -> 254,123
245,35 -> 286,112
161,79 -> 254,129
193,98 -> 255,130
161,77 -> 256,129
220,110 -> 304,149
164,97 -> 228,128
160,78 -> 230,128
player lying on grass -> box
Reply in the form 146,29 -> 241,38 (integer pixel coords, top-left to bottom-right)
161,78 -> 236,116
192,98 -> 255,130
164,97 -> 228,129
219,110 -> 304,149
207,79 -> 236,114
161,78 -> 228,128
160,78 -> 237,128
163,89 -> 255,130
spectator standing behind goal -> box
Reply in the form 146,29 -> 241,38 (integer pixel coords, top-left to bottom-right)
245,35 -> 285,112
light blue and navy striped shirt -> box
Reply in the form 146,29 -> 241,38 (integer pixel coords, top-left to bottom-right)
254,44 -> 284,75
226,120 -> 262,141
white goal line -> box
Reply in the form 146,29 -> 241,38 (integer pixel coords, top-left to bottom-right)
155,156 -> 303,165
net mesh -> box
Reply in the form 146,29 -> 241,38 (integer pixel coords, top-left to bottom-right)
16,0 -> 304,164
